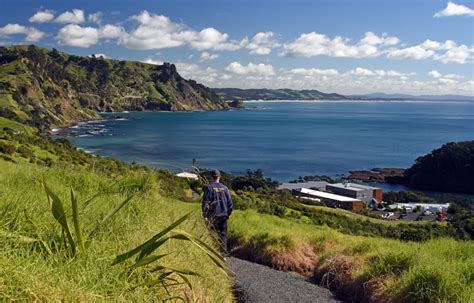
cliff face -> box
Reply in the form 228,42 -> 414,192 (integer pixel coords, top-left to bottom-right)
0,45 -> 228,128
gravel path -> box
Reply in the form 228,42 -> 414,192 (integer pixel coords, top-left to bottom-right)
227,257 -> 344,303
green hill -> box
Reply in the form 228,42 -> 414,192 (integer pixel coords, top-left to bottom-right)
0,45 -> 228,129
212,87 -> 346,101
405,141 -> 474,194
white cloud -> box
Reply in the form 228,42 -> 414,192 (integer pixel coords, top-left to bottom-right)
186,27 -> 241,51
281,32 -> 328,57
429,70 -> 442,78
386,70 -> 403,77
421,39 -> 456,50
121,12 -> 185,50
429,70 -> 464,79
360,32 -> 400,46
222,74 -> 232,80
281,31 -> 397,58
282,31 -> 468,64
120,11 -> 241,51
142,58 -> 164,65
200,51 -> 219,61
388,39 -> 471,64
56,24 -> 99,47
383,36 -> 401,46
290,68 -> 339,76
349,67 -> 403,77
54,22 -> 123,48
245,32 -> 280,55
438,78 -> 457,84
99,24 -> 124,39
175,62 -> 219,83
421,39 -> 442,50
28,10 -> 55,23
225,62 -> 274,76
0,23 -> 45,41
434,45 -> 471,64
360,32 -> 384,45
88,12 -> 102,24
434,1 -> 474,17
387,45 -> 435,60
443,73 -> 464,79
55,9 -> 85,24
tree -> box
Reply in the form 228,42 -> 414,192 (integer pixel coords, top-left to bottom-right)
405,141 -> 474,194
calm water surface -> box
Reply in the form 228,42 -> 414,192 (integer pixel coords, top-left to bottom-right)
63,101 -> 474,181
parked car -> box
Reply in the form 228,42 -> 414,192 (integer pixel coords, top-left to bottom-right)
437,213 -> 447,221
381,212 -> 395,219
398,213 -> 408,219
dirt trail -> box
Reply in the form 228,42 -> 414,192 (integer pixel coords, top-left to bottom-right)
228,257 -> 344,303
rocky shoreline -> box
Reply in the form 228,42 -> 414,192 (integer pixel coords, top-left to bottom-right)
348,168 -> 407,184
51,115 -> 126,138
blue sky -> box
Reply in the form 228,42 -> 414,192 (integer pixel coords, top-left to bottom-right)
1,0 -> 473,95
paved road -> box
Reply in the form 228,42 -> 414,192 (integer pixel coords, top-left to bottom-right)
227,257 -> 343,303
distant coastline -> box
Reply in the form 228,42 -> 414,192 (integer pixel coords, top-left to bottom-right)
243,99 -> 473,104
213,87 -> 474,103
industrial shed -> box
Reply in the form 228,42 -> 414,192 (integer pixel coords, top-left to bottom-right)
326,183 -> 383,204
293,188 -> 365,212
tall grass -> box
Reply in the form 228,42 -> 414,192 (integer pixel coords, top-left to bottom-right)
228,209 -> 474,302
0,160 -> 233,301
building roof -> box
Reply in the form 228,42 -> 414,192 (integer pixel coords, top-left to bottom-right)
278,181 -> 328,191
175,172 -> 199,180
295,188 -> 362,202
393,203 -> 450,208
327,183 -> 380,191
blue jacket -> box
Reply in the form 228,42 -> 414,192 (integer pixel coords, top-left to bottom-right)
202,182 -> 233,219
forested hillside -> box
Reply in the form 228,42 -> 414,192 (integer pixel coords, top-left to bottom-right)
0,45 -> 228,129
405,141 -> 474,194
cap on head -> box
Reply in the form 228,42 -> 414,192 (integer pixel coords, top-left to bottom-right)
211,169 -> 221,179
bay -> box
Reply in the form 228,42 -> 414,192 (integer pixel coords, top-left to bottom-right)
63,101 -> 474,182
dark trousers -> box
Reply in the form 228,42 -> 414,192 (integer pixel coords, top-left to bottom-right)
209,216 -> 228,252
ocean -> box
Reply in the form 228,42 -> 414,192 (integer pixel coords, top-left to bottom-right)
60,101 -> 474,182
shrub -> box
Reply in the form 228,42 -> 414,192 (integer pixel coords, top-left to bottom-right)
16,145 -> 34,158
0,141 -> 16,155
368,252 -> 415,277
398,266 -> 466,303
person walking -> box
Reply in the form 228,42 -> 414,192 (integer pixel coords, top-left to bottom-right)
202,169 -> 233,252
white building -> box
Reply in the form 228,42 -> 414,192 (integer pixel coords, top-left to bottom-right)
389,203 -> 450,213
292,188 -> 365,212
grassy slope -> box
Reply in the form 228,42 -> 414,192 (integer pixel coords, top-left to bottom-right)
0,118 -> 472,302
0,117 -> 34,134
302,204 -> 431,225
0,160 -> 233,301
229,210 -> 473,302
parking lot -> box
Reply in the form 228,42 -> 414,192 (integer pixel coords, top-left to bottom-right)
372,210 -> 437,222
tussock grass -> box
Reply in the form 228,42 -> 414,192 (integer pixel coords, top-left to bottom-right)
0,160 -> 233,301
228,209 -> 474,303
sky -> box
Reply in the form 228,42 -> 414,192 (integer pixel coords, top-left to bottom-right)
0,0 -> 473,95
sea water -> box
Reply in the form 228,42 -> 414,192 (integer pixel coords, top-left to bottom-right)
63,101 -> 474,182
